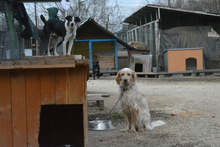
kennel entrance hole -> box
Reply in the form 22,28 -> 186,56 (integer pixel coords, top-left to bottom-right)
38,104 -> 84,147
186,58 -> 197,71
135,63 -> 143,72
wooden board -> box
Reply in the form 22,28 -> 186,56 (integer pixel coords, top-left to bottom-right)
0,71 -> 13,147
55,69 -> 68,104
40,69 -> 56,105
69,67 -> 84,104
26,70 -> 42,147
11,70 -> 27,147
0,56 -> 79,70
82,69 -> 88,147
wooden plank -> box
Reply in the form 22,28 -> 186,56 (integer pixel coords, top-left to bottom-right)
68,67 -> 83,104
10,70 -> 27,147
0,71 -> 13,147
87,96 -> 104,101
82,69 -> 88,147
87,93 -> 110,97
0,56 -> 80,69
55,69 -> 68,104
68,67 -> 84,104
0,64 -> 76,70
26,70 -> 41,147
40,69 -> 56,105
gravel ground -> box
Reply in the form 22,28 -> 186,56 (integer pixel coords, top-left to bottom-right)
87,77 -> 220,147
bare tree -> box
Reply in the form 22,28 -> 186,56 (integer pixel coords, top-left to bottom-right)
35,0 -> 123,32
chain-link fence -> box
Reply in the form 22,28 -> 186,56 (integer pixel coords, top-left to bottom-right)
0,12 -> 8,59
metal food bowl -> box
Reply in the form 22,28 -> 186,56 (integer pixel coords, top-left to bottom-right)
88,120 -> 115,131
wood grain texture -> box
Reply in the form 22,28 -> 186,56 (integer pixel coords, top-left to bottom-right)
0,60 -> 89,147
69,67 -> 84,104
82,69 -> 88,147
55,69 -> 68,104
40,69 -> 56,105
0,71 -> 13,147
11,70 -> 27,147
26,70 -> 41,147
0,56 -> 78,69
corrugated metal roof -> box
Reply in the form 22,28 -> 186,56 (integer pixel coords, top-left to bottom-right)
124,4 -> 220,24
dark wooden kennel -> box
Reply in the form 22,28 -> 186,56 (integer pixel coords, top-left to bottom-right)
0,56 -> 89,147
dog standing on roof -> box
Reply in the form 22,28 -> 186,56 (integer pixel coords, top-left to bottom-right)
61,0 -> 81,56
40,15 -> 80,56
63,16 -> 80,56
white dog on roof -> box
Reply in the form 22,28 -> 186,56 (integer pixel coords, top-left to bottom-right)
63,16 -> 81,56
115,68 -> 165,132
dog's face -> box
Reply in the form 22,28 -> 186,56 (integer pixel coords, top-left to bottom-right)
65,15 -> 75,28
115,68 -> 136,87
65,16 -> 81,29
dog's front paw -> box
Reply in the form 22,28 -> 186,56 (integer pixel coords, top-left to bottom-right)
54,52 -> 59,56
128,128 -> 136,133
138,128 -> 145,132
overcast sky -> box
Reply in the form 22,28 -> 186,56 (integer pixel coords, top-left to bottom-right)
25,0 -> 155,18
111,0 -> 148,16
108,0 -> 159,17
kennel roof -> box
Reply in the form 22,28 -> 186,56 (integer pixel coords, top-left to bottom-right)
0,56 -> 89,70
124,4 -> 220,30
77,18 -> 147,52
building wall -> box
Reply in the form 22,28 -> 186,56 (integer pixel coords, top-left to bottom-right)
167,49 -> 203,72
98,55 -> 114,69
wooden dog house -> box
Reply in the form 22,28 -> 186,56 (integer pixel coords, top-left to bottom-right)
0,56 -> 89,147
164,48 -> 204,72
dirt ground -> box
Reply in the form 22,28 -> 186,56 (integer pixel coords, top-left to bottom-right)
87,76 -> 220,147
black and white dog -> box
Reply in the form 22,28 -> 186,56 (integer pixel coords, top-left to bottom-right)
40,15 -> 81,56
63,16 -> 81,56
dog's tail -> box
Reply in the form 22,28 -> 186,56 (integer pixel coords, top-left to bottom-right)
146,120 -> 166,130
40,15 -> 47,24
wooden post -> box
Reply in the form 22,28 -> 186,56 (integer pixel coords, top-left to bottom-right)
135,29 -> 138,41
158,8 -> 161,19
155,20 -> 160,72
127,31 -> 129,43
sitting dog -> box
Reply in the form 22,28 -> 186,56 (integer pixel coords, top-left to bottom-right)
115,68 -> 165,132
40,15 -> 80,56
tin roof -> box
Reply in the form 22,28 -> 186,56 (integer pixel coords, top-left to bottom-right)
124,4 -> 220,27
